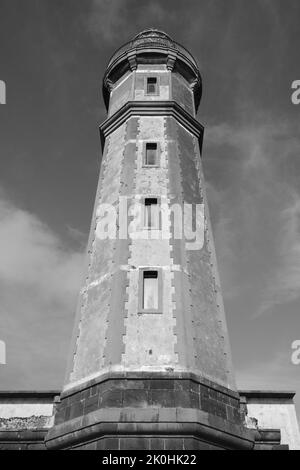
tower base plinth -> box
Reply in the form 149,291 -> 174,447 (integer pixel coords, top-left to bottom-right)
45,372 -> 255,450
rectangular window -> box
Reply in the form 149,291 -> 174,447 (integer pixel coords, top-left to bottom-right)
145,142 -> 158,166
143,271 -> 158,310
146,77 -> 157,94
144,198 -> 159,229
138,268 -> 162,314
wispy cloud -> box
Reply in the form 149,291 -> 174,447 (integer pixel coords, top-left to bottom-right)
0,198 -> 83,301
204,113 -> 300,317
85,0 -> 169,45
66,224 -> 88,249
255,192 -> 300,316
0,191 -> 84,389
237,350 -> 299,391
85,0 -> 126,44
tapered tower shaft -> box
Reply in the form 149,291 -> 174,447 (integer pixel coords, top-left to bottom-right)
46,30 -> 254,451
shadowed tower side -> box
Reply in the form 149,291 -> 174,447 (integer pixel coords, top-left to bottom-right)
46,29 -> 255,450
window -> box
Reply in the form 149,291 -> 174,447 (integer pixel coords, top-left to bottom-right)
143,271 -> 158,310
138,268 -> 162,314
144,198 -> 159,229
146,77 -> 158,94
145,142 -> 158,166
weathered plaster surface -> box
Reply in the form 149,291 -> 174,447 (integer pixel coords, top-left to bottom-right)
0,403 -> 53,419
171,73 -> 195,116
165,115 -> 236,390
0,401 -> 54,430
134,65 -> 170,101
123,115 -> 177,368
66,48 -> 236,391
247,402 -> 300,450
70,122 -> 126,383
109,72 -> 133,116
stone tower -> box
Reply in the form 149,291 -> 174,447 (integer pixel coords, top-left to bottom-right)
46,30 -> 254,450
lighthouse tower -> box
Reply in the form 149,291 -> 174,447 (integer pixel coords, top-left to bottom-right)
46,30 -> 254,450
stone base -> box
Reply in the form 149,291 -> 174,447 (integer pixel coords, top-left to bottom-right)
45,372 -> 255,450
0,430 -> 48,450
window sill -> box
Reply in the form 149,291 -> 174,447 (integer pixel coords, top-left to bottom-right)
142,164 -> 160,168
138,310 -> 163,315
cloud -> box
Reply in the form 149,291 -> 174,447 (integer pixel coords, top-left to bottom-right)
0,198 -> 83,302
0,193 -> 84,389
85,0 -> 127,44
84,0 -> 176,46
204,113 -> 300,317
66,225 -> 88,249
255,192 -> 300,316
236,350 -> 299,391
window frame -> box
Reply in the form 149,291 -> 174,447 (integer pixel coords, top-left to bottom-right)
138,268 -> 163,314
143,141 -> 160,168
143,196 -> 161,230
145,76 -> 159,96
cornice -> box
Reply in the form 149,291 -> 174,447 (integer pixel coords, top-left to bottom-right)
99,101 -> 204,153
102,46 -> 202,112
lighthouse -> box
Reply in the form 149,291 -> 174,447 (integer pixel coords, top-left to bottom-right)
46,29 -> 254,450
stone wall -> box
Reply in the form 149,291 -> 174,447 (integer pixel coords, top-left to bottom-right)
0,391 -> 58,450
241,391 -> 300,450
0,390 -> 298,449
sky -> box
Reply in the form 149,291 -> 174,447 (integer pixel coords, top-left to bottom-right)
0,0 -> 299,418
